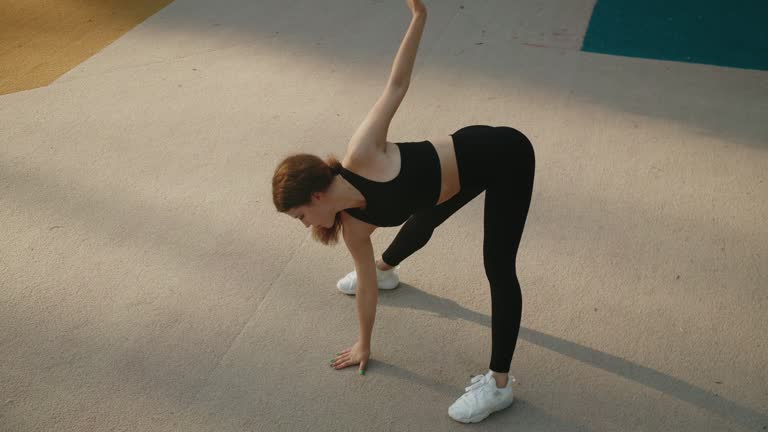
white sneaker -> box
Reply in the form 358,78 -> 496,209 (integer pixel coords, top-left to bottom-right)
336,265 -> 400,295
448,370 -> 516,424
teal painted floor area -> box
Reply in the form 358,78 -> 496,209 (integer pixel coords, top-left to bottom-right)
582,0 -> 768,71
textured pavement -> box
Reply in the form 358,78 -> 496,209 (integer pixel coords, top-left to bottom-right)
1,0 -> 767,431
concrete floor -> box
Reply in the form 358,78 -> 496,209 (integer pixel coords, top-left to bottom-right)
1,0 -> 766,431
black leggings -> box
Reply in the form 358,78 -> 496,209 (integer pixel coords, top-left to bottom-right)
381,125 -> 536,374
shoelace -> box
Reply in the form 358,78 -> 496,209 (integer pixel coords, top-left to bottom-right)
464,374 -> 487,393
460,373 -> 517,412
464,373 -> 516,393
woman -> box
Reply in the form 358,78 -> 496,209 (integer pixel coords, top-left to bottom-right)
271,0 -> 535,424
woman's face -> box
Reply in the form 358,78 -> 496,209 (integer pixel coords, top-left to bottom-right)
286,193 -> 334,229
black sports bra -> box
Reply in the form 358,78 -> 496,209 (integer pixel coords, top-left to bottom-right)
340,141 -> 442,227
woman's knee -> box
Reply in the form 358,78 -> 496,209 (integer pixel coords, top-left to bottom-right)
382,223 -> 435,264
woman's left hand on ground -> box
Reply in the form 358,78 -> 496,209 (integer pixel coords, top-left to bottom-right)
330,341 -> 370,374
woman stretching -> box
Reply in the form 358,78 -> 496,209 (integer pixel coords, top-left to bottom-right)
271,0 -> 535,423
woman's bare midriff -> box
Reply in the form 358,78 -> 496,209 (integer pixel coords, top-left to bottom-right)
427,135 -> 461,205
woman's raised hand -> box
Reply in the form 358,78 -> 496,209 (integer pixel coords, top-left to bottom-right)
406,0 -> 427,16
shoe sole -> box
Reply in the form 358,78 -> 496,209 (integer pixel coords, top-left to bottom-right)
337,281 -> 400,295
449,398 -> 513,424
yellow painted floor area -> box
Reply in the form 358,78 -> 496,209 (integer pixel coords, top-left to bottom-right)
0,0 -> 174,95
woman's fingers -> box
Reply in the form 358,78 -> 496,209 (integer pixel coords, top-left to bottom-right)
332,360 -> 349,369
335,360 -> 356,369
331,354 -> 362,369
330,345 -> 367,370
331,353 -> 351,367
329,347 -> 353,366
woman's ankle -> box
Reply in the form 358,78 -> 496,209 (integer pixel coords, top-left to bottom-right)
376,259 -> 393,271
491,372 -> 509,388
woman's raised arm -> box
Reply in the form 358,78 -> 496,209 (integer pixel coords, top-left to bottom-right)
387,1 -> 427,89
